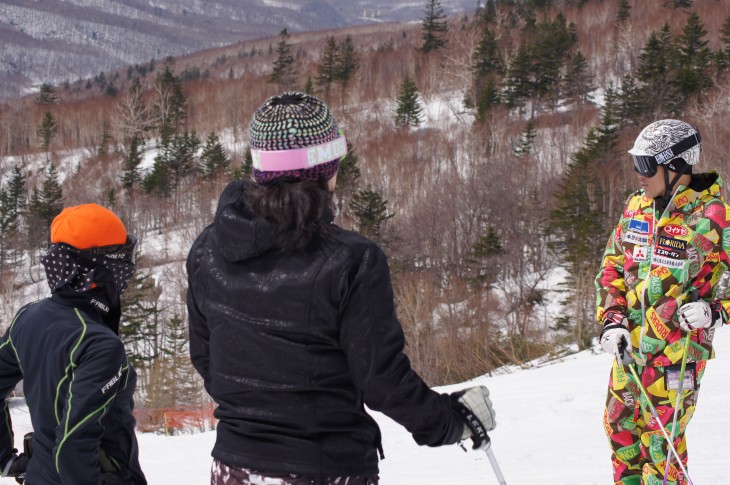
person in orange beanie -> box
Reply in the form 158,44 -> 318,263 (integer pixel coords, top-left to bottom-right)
0,203 -> 146,485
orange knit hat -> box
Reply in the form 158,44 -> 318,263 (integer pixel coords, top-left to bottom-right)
50,204 -> 127,249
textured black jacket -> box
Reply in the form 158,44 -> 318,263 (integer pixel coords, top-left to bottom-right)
0,290 -> 146,485
187,181 -> 464,477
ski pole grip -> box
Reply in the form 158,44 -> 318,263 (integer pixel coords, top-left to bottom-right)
22,432 -> 33,458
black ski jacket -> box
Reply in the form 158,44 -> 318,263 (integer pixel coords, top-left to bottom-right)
187,181 -> 464,477
0,290 -> 146,485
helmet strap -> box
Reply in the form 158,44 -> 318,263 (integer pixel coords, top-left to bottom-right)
658,164 -> 690,211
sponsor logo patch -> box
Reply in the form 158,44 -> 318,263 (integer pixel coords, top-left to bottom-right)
654,247 -> 681,259
633,246 -> 648,262
624,231 -> 650,245
657,236 -> 687,251
651,253 -> 685,268
629,219 -> 650,234
101,365 -> 123,395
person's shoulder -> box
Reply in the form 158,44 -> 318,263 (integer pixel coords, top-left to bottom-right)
323,228 -> 390,276
625,190 -> 644,206
328,226 -> 382,255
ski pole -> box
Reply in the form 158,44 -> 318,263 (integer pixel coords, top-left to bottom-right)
483,434 -> 507,485
663,290 -> 698,484
626,362 -> 694,485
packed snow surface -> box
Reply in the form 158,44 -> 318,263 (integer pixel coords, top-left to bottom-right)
5,330 -> 730,484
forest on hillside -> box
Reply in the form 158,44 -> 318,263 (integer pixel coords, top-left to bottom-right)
2,0 -> 730,418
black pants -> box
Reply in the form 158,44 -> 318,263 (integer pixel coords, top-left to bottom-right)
211,459 -> 379,485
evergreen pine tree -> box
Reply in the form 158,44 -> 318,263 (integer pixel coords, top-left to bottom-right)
593,84 -> 620,152
338,140 -> 361,194
0,184 -> 20,273
38,164 -> 64,223
316,36 -> 339,101
616,0 -> 630,25
27,164 -> 64,248
1,166 -> 27,266
349,187 -> 393,241
335,140 -> 361,215
514,119 -> 537,157
504,44 -> 533,109
481,0 -> 497,24
232,147 -> 254,181
154,58 -> 187,145
199,132 -> 230,181
464,226 -> 504,288
717,14 -> 730,72
635,25 -> 677,117
472,27 -> 503,78
562,50 -> 594,103
673,12 -> 713,104
122,134 -> 145,191
546,88 -> 620,349
304,77 -> 314,95
616,75 -> 646,125
120,264 -> 162,369
170,131 -> 200,184
97,121 -> 112,157
154,314 -> 201,408
547,150 -> 606,350
530,16 -> 575,102
6,165 -> 27,219
722,14 -> 730,58
144,149 -> 172,198
395,75 -> 424,128
147,131 -> 200,195
664,0 -> 692,7
268,29 -> 298,91
37,111 -> 58,157
476,76 -> 501,120
420,0 -> 449,53
336,35 -> 359,97
36,83 -> 58,105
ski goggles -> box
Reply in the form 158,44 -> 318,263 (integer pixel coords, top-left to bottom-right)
631,132 -> 701,177
86,234 -> 138,265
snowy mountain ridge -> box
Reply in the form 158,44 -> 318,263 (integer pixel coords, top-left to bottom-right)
0,0 -> 477,99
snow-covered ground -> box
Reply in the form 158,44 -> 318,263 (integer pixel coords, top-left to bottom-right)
5,329 -> 730,484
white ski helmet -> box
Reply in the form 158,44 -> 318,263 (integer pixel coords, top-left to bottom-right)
628,119 -> 701,177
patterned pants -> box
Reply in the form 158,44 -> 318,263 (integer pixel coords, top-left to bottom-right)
603,360 -> 705,485
211,459 -> 379,485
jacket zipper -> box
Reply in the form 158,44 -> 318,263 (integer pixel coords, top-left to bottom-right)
638,187 -> 684,362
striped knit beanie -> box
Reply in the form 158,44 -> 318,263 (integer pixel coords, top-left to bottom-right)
248,92 -> 346,185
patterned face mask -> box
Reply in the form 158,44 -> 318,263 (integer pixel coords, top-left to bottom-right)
41,235 -> 137,294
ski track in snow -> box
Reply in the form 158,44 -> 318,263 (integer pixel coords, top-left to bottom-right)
4,329 -> 730,484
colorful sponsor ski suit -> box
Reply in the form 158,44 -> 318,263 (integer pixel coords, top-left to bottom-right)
596,172 -> 730,485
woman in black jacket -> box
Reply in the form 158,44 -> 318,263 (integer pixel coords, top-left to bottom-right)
186,92 -> 496,485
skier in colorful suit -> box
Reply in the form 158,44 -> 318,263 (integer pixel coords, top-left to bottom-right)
596,119 -> 730,485
0,204 -> 146,484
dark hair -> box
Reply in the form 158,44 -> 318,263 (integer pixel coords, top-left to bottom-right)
250,178 -> 336,251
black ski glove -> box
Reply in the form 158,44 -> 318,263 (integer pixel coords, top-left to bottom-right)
2,451 -> 29,484
451,386 -> 496,450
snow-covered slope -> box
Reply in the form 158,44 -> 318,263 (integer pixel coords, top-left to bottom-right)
6,329 -> 730,484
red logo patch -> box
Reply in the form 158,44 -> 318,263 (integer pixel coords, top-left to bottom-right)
664,224 -> 688,237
